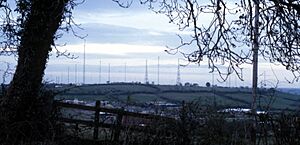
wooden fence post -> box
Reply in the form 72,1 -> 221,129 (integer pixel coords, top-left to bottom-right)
113,111 -> 123,143
93,100 -> 100,140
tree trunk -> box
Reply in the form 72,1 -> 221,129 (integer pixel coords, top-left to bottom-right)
3,0 -> 69,122
251,0 -> 260,144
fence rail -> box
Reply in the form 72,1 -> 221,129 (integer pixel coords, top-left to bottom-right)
54,100 -> 175,141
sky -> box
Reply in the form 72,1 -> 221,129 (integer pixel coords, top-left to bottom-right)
0,0 -> 299,88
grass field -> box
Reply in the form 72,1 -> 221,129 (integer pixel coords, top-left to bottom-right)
51,83 -> 300,110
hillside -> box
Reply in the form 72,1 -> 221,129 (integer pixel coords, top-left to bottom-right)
51,83 -> 300,110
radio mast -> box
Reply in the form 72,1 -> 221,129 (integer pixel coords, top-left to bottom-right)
75,63 -> 78,84
108,63 -> 110,83
99,60 -> 101,84
124,62 -> 127,82
157,56 -> 160,85
176,58 -> 181,85
145,60 -> 149,84
67,67 -> 70,84
83,39 -> 86,84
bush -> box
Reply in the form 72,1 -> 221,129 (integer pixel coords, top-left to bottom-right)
0,90 -> 64,145
112,102 -> 300,145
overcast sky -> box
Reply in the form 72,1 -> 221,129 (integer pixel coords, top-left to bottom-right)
0,0 -> 299,88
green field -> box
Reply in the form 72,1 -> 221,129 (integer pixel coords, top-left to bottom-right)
51,83 -> 300,110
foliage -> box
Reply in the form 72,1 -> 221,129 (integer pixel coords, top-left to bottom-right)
0,1 -> 85,143
57,100 -> 300,145
0,0 -> 82,57
0,89 -> 63,145
205,82 -> 211,87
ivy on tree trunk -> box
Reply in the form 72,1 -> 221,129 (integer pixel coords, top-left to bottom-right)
3,0 -> 69,122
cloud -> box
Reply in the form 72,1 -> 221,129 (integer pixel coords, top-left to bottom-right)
57,43 -> 166,55
74,7 -> 180,33
57,23 -> 181,46
74,0 -> 148,13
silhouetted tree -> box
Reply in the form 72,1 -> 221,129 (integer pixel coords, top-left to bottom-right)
0,0 -> 80,125
206,82 -> 211,87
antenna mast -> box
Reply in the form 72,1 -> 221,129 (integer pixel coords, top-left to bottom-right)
83,39 -> 86,84
145,60 -> 149,84
67,67 -> 70,84
176,58 -> 181,85
124,62 -> 127,82
75,64 -> 77,84
157,56 -> 160,85
108,63 -> 110,83
212,72 -> 214,86
99,60 -> 101,84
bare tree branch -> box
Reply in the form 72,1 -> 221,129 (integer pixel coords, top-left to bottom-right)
139,0 -> 300,82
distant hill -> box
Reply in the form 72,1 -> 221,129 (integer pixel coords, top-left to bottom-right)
278,88 -> 300,95
49,83 -> 300,111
